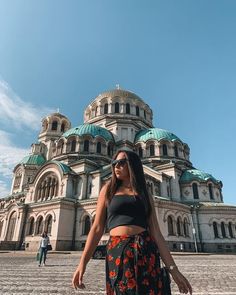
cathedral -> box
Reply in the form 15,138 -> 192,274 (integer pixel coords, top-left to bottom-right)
0,88 -> 236,253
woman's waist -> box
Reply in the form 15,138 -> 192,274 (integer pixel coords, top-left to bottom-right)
107,228 -> 157,253
109,225 -> 148,237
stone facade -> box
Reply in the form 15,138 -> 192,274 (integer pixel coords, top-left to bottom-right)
0,88 -> 236,253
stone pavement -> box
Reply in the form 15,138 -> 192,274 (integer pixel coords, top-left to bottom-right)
0,251 -> 236,295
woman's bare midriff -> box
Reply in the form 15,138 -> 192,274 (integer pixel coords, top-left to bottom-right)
109,225 -> 146,236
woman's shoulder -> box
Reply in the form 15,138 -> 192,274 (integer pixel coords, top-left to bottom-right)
99,181 -> 110,195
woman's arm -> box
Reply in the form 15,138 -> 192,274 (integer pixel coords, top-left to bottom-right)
72,184 -> 108,289
148,195 -> 192,294
148,197 -> 176,269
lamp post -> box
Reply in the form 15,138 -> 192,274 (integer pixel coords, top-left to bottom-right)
190,205 -> 198,253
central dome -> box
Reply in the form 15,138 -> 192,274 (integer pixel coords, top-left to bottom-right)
94,88 -> 145,104
84,88 -> 153,128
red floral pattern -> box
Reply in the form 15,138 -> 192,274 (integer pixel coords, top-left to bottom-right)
106,230 -> 163,294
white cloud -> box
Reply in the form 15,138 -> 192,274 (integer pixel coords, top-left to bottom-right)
0,79 -> 53,198
0,79 -> 52,130
0,130 -> 30,198
0,130 -> 30,178
0,179 -> 11,198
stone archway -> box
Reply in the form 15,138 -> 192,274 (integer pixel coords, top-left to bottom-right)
6,211 -> 17,241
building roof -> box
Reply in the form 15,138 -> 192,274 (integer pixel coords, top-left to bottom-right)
62,123 -> 114,141
180,169 -> 220,184
21,154 -> 46,166
50,160 -> 72,174
134,128 -> 182,143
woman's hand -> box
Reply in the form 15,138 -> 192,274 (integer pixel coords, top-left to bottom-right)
170,268 -> 192,294
72,262 -> 86,290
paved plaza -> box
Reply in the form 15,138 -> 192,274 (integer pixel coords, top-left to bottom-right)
0,251 -> 235,295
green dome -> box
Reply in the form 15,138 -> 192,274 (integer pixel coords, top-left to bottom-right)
21,154 -> 46,166
135,128 -> 182,143
50,161 -> 72,174
62,124 -> 114,141
180,169 -> 220,184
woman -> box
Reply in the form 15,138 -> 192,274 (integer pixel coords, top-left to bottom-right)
38,231 -> 50,267
72,149 -> 192,294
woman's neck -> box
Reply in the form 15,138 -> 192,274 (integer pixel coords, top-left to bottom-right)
121,182 -> 131,189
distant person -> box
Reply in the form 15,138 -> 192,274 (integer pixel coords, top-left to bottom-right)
38,231 -> 50,267
72,149 -> 192,294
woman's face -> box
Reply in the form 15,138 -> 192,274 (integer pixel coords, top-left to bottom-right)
112,152 -> 130,181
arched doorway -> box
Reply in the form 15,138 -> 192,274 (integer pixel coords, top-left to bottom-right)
6,211 -> 17,241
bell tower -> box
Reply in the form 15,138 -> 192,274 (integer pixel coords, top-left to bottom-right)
38,112 -> 71,160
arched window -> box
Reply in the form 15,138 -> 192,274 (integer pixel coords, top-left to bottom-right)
71,139 -> 76,152
83,216 -> 91,235
13,173 -> 22,188
177,217 -> 182,236
96,142 -> 101,153
115,102 -> 119,113
219,188 -> 223,202
88,182 -> 92,194
155,182 -> 161,196
52,121 -> 58,131
0,220 -> 3,238
208,183 -> 214,200
28,217 -> 35,235
151,183 -> 155,195
45,215 -> 53,235
61,123 -> 65,132
138,147 -> 143,158
95,106 -> 98,116
192,183 -> 199,199
183,218 -> 189,236
51,178 -> 58,199
174,146 -> 179,157
150,144 -> 155,156
213,222 -> 219,238
167,216 -> 174,235
136,106 -> 140,116
57,141 -> 64,154
229,222 -> 234,238
221,222 -> 226,238
126,103 -> 130,114
37,175 -> 58,202
167,185 -> 170,197
162,144 -> 168,156
36,216 -> 43,235
6,211 -> 17,241
108,145 -> 111,156
84,140 -> 89,152
104,103 -> 108,114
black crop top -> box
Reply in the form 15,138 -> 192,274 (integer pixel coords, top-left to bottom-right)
106,195 -> 148,231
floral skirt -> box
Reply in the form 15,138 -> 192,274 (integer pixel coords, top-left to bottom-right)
106,230 -> 163,295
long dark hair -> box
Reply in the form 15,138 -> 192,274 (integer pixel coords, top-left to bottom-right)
106,149 -> 152,219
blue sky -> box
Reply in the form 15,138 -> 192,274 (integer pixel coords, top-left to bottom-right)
0,1 -> 235,204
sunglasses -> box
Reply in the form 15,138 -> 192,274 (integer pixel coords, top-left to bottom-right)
111,158 -> 128,167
